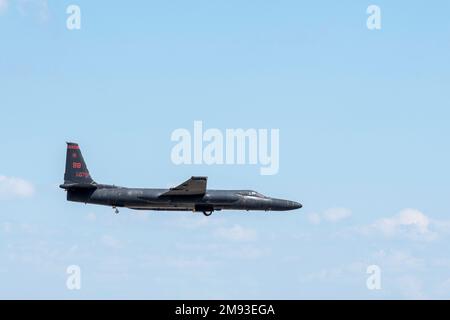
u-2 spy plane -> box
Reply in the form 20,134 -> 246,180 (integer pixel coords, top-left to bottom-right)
60,142 -> 302,216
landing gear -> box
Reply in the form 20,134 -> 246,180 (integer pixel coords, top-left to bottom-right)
113,206 -> 119,214
195,205 -> 214,216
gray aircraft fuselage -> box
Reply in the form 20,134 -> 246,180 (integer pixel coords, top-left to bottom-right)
60,143 -> 302,216
63,184 -> 302,213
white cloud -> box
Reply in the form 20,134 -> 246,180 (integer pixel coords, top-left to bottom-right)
429,218 -> 450,235
368,250 -> 431,299
323,207 -> 352,222
372,249 -> 424,271
436,278 -> 450,297
396,275 -> 427,300
101,235 -> 122,249
0,221 -> 40,235
307,212 -> 321,225
375,209 -> 430,235
167,256 -> 216,269
220,245 -> 269,260
215,224 -> 257,242
17,0 -> 48,17
0,176 -> 35,199
299,261 -> 365,284
1,222 -> 13,234
86,212 -> 97,222
0,0 -> 8,13
358,209 -> 437,241
174,242 -> 268,261
0,0 -> 49,21
431,257 -> 450,268
297,249 -> 429,299
307,207 -> 352,224
170,215 -> 225,229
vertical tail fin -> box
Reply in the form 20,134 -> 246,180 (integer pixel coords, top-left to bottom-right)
63,142 -> 95,185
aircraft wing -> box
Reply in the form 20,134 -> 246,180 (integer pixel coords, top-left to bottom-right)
162,176 -> 207,196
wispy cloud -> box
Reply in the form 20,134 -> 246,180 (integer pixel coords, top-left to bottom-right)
307,207 -> 352,225
214,224 -> 257,242
85,212 -> 97,222
396,275 -> 427,300
169,215 -> 225,230
298,249 -> 429,299
17,0 -> 49,21
100,235 -> 122,249
0,0 -> 9,13
372,249 -> 424,271
307,212 -> 321,225
373,250 -> 428,299
1,222 -> 13,233
356,208 -> 440,241
324,207 -> 352,222
375,209 -> 430,235
298,261 -> 365,284
167,256 -> 217,269
0,0 -> 49,21
0,176 -> 35,199
436,278 -> 450,297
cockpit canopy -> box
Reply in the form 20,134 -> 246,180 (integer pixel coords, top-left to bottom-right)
237,190 -> 267,198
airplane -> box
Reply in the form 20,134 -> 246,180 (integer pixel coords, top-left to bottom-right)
60,142 -> 302,216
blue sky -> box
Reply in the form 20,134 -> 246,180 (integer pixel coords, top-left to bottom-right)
1,0 -> 450,299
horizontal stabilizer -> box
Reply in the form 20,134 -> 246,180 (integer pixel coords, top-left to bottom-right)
59,182 -> 97,190
162,176 -> 207,196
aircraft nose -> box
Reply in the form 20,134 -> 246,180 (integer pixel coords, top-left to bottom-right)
267,199 -> 303,211
289,201 -> 302,210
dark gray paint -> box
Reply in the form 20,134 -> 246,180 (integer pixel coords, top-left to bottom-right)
60,143 -> 302,216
